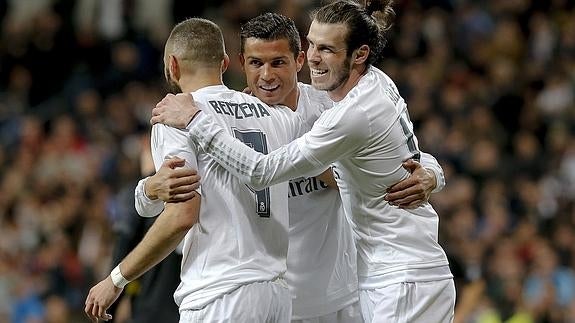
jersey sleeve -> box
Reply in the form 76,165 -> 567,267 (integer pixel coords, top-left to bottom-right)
134,176 -> 165,217
151,124 -> 199,173
294,107 -> 368,168
185,108 -> 369,190
134,124 -> 201,215
419,152 -> 445,193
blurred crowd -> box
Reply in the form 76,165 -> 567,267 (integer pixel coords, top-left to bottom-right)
0,0 -> 574,322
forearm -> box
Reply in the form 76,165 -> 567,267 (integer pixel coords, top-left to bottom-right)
118,198 -> 199,281
188,113 -> 320,190
420,152 -> 445,193
134,177 -> 164,217
119,218 -> 185,281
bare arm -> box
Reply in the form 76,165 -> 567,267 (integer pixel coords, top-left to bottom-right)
85,194 -> 200,322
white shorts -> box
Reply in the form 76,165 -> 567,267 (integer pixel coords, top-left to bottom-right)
180,280 -> 292,323
291,301 -> 363,323
359,279 -> 455,323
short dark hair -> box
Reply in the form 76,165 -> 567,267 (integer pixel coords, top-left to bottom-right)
240,13 -> 301,58
165,18 -> 225,67
311,0 -> 394,65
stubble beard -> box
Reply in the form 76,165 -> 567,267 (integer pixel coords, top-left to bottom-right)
312,57 -> 351,92
166,80 -> 182,94
165,68 -> 182,94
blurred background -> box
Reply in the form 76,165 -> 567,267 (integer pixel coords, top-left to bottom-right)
0,0 -> 574,322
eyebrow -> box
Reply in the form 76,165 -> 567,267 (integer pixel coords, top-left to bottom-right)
246,55 -> 290,60
307,38 -> 346,52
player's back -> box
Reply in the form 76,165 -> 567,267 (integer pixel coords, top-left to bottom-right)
152,85 -> 303,311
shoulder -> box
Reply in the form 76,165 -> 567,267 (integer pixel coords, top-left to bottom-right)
297,82 -> 332,112
297,82 -> 325,98
151,123 -> 189,145
344,66 -> 400,113
314,102 -> 370,141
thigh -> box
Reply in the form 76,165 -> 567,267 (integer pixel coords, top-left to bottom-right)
409,279 -> 455,323
180,280 -> 292,323
360,279 -> 455,323
292,301 -> 363,323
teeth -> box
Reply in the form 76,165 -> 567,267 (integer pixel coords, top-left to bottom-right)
260,84 -> 280,91
311,68 -> 327,76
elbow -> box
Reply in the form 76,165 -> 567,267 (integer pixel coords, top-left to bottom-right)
174,217 -> 198,233
173,206 -> 198,231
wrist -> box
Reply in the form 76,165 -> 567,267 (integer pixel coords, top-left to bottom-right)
143,177 -> 158,200
424,167 -> 438,191
110,264 -> 131,289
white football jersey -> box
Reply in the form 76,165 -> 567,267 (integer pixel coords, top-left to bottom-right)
184,66 -> 452,290
287,83 -> 358,319
149,85 -> 303,311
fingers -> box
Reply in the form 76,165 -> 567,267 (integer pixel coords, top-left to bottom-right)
189,179 -> 201,191
152,100 -> 166,116
150,115 -> 162,125
90,302 -> 99,321
397,199 -> 423,209
169,168 -> 198,177
387,193 -> 424,207
150,100 -> 167,125
169,173 -> 200,186
168,184 -> 198,196
402,159 -> 422,173
98,307 -> 112,321
85,292 -> 99,322
170,182 -> 200,193
386,176 -> 417,194
85,300 -> 113,322
162,157 -> 186,169
163,173 -> 200,192
385,181 -> 426,206
165,182 -> 201,202
85,301 -> 96,322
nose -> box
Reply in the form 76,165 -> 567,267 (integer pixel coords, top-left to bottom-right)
261,63 -> 274,81
307,46 -> 320,65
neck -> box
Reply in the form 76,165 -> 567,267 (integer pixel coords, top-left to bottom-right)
328,64 -> 369,102
178,68 -> 223,93
284,87 -> 300,111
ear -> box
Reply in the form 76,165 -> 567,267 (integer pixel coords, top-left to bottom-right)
239,53 -> 246,72
353,45 -> 370,65
221,53 -> 230,74
169,55 -> 180,81
295,51 -> 305,73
